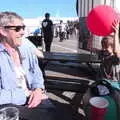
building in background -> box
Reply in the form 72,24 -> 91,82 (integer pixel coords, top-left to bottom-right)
76,0 -> 119,52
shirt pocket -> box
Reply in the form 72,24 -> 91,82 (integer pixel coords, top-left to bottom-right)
1,71 -> 17,90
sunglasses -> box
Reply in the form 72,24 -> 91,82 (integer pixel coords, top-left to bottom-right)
4,25 -> 26,32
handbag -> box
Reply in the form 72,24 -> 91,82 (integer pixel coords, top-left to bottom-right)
90,79 -> 114,96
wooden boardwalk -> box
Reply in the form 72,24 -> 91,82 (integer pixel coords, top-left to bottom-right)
45,62 -> 97,120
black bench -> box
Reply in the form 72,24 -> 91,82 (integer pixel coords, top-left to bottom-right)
45,76 -> 89,93
41,52 -> 101,73
27,35 -> 43,47
38,52 -> 101,92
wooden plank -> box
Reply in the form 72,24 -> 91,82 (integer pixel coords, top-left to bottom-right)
45,78 -> 89,93
43,52 -> 101,63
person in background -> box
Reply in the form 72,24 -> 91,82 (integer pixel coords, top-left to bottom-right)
54,25 -> 59,38
98,20 -> 120,82
65,21 -> 70,40
0,11 -> 54,109
59,20 -> 66,42
41,13 -> 53,52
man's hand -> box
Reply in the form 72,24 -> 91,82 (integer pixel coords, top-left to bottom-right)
34,48 -> 44,58
27,88 -> 43,108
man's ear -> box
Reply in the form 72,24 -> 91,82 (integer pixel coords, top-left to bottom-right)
0,27 -> 7,37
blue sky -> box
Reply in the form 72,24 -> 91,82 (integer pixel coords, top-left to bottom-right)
0,0 -> 77,18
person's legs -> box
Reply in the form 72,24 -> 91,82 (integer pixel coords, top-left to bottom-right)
44,37 -> 48,52
46,40 -> 52,52
44,36 -> 53,52
17,98 -> 56,120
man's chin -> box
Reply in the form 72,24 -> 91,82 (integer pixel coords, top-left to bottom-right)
17,42 -> 22,47
16,39 -> 22,47
14,42 -> 22,48
16,44 -> 21,47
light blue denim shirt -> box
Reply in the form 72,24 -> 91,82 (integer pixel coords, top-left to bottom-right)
0,38 -> 44,105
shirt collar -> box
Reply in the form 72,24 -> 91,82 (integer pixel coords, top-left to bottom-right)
0,43 -> 7,52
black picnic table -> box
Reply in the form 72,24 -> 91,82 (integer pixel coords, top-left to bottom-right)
42,52 -> 101,71
38,52 -> 101,92
27,35 -> 43,47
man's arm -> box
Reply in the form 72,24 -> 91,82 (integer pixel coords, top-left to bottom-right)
50,20 -> 54,36
113,20 -> 120,57
24,38 -> 44,58
26,46 -> 45,108
34,48 -> 44,58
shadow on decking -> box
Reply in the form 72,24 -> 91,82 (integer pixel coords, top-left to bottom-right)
45,62 -> 97,79
45,76 -> 89,93
44,62 -> 96,120
45,76 -> 89,120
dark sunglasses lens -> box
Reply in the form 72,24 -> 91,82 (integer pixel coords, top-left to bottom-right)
15,26 -> 25,32
4,25 -> 25,32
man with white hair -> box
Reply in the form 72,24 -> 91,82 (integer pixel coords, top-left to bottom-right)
0,11 -> 56,120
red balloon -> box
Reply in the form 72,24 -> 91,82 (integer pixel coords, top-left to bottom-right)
86,5 -> 119,36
